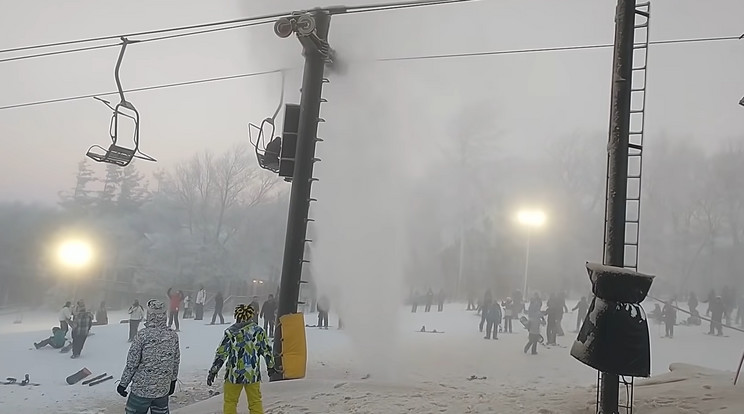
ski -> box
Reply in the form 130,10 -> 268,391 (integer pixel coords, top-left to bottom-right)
82,373 -> 107,385
66,368 -> 92,385
88,375 -> 113,386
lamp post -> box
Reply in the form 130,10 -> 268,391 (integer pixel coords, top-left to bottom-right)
516,210 -> 546,297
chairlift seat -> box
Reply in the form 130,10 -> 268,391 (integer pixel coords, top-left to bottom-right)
86,144 -> 136,167
257,152 -> 279,173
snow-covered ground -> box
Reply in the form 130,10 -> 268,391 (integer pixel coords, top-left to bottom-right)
1,302 -> 743,413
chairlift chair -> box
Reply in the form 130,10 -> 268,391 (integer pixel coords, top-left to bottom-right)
86,37 -> 156,167
250,71 -> 285,173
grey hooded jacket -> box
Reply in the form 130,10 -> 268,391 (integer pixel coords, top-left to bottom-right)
119,300 -> 180,399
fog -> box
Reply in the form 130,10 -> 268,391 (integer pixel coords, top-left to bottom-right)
2,0 -> 744,402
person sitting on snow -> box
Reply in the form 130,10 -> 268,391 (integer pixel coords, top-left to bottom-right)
118,299 -> 180,414
207,304 -> 278,414
34,326 -> 67,350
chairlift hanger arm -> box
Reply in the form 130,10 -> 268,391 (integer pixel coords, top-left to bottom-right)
115,37 -> 140,106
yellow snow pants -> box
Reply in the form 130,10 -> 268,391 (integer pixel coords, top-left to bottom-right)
223,381 -> 263,414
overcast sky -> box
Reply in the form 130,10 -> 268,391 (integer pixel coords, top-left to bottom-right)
1,0 -> 743,203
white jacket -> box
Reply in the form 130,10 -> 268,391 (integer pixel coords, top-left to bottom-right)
129,305 -> 145,321
59,307 -> 72,322
196,289 -> 206,305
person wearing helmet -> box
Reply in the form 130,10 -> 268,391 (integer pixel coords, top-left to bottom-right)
207,304 -> 277,414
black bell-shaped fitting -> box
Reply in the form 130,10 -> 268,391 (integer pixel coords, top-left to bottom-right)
571,262 -> 655,377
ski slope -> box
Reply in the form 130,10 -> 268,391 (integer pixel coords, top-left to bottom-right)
1,301 -> 742,413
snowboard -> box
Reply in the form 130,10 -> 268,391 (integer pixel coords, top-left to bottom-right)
417,330 -> 445,334
2,374 -> 40,386
66,368 -> 91,385
81,373 -> 107,385
88,375 -> 113,386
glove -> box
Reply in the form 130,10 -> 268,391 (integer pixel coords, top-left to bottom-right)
117,384 -> 128,397
168,380 -> 176,396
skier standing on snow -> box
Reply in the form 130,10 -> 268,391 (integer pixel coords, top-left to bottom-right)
207,304 -> 278,414
736,295 -> 744,328
572,296 -> 589,332
502,297 -> 514,333
249,296 -> 260,325
437,289 -> 446,312
556,292 -> 569,336
118,299 -> 180,414
183,294 -> 192,319
424,289 -> 434,312
483,301 -> 502,340
661,300 -> 677,338
411,290 -> 419,313
703,289 -> 716,316
317,296 -> 330,329
523,312 -> 543,355
70,301 -> 93,359
260,294 -> 277,338
467,290 -> 475,311
479,289 -> 493,333
528,292 -> 542,316
128,300 -> 145,342
544,294 -> 561,346
59,301 -> 72,333
708,296 -> 725,336
166,288 -> 184,332
95,301 -> 108,325
195,285 -> 207,320
211,291 -> 225,325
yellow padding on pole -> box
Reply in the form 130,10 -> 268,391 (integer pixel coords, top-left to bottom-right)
279,313 -> 307,379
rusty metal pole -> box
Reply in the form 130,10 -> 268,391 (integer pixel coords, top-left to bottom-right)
600,0 -> 636,412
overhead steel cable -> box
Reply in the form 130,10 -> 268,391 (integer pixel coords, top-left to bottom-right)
0,68 -> 288,111
0,0 -> 475,57
376,34 -> 743,62
0,12 -> 287,55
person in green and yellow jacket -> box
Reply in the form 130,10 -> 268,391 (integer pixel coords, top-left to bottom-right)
207,304 -> 277,414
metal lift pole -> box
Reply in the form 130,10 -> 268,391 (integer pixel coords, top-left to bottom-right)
600,0 -> 636,412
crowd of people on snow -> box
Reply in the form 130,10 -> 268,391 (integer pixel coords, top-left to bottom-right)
650,287 -> 744,339
28,282 -> 744,413
32,288 -> 280,414
468,289 -> 589,353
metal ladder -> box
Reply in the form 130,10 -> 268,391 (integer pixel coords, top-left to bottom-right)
298,77 -> 329,309
624,1 -> 651,272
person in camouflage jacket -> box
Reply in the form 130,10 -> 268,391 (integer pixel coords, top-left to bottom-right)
118,299 -> 180,414
207,304 -> 277,414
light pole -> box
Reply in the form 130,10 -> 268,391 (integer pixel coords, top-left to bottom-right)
516,209 -> 546,297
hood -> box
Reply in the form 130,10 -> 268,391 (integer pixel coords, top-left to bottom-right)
145,299 -> 168,328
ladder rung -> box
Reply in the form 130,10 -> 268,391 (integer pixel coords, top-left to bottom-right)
627,176 -> 641,180
631,88 -> 645,92
632,66 -> 648,71
635,10 -> 650,18
629,131 -> 644,136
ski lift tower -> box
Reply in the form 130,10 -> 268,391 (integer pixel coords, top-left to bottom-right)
268,8 -> 339,382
